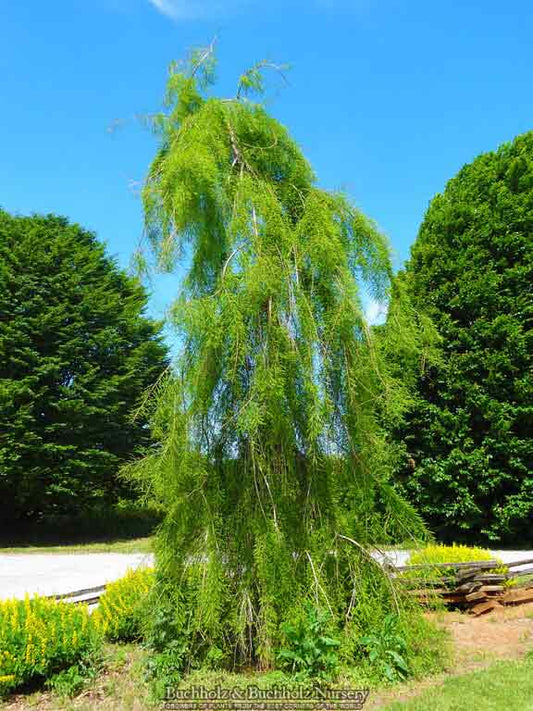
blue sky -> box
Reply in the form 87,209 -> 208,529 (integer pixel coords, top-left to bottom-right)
1,0 -> 532,331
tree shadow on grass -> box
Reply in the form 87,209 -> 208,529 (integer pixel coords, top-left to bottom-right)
0,502 -> 162,549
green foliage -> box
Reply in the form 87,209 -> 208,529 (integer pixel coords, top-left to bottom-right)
45,665 -> 87,697
144,643 -> 189,699
398,612 -> 450,680
407,543 -> 494,567
391,132 -> 533,543
0,596 -> 101,695
404,544 -> 509,588
359,614 -> 409,682
277,603 -> 340,681
0,210 -> 169,523
94,567 -> 154,642
129,47 -> 434,673
144,601 -> 183,653
45,655 -> 99,698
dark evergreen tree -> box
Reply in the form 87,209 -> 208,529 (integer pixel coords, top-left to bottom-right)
0,210 -> 169,522
393,132 -> 533,543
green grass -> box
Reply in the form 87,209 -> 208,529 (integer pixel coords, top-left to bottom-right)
0,537 -> 153,554
0,502 -> 160,554
513,574 -> 533,588
381,656 -> 533,710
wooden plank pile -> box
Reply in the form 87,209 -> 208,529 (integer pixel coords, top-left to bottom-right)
391,558 -> 533,616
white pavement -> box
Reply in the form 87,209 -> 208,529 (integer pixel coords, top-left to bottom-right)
0,553 -> 154,600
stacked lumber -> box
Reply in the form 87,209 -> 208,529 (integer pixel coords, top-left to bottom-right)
392,557 -> 533,616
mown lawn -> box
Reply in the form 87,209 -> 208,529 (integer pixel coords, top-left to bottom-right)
0,537 -> 153,555
382,656 -> 533,710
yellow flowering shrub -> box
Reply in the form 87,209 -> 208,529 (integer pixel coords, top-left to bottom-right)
404,544 -> 507,582
93,567 -> 154,642
0,595 -> 100,695
408,544 -> 495,566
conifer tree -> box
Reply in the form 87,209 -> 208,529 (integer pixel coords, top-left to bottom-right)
131,48 -> 426,670
0,210 -> 168,523
391,132 -> 533,543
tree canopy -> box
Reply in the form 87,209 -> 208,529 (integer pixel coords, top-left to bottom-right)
130,49 -> 427,671
392,132 -> 533,543
0,210 -> 169,523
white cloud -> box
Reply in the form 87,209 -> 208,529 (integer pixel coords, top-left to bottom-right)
148,0 -> 192,20
147,0 -> 356,21
148,0 -> 248,20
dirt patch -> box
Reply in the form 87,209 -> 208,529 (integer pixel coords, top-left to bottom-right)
447,601 -> 533,665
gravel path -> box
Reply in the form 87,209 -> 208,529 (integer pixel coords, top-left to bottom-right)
0,549 -> 531,601
0,553 -> 154,600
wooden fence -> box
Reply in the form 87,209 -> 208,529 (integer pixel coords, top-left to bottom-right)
391,557 -> 533,615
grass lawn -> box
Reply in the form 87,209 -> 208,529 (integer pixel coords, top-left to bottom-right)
0,504 -> 159,554
382,656 -> 533,710
0,537 -> 153,555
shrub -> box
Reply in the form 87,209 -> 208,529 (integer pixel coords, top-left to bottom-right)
144,642 -> 189,699
277,603 -> 340,682
45,655 -> 100,698
408,543 -> 494,567
359,614 -> 409,682
0,596 -> 100,695
405,544 -> 507,584
94,567 -> 154,642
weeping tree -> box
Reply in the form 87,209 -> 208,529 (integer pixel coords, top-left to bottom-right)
130,48 -> 429,671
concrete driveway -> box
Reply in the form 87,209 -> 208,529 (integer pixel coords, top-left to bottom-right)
0,553 -> 154,600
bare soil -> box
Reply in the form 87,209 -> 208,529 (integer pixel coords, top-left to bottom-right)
448,601 -> 533,662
